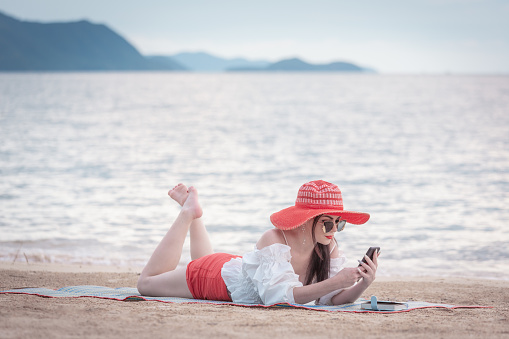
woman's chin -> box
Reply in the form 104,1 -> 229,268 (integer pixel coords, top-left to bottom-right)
318,238 -> 333,246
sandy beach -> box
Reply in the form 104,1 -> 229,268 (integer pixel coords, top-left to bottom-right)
0,262 -> 507,338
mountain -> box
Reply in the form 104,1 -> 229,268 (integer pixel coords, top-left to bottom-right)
145,56 -> 188,70
167,53 -> 371,72
0,11 -> 372,73
169,52 -> 270,72
0,11 -> 186,71
268,58 -> 364,71
228,57 -> 370,72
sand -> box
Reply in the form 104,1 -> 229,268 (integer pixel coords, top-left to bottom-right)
1,262 -> 508,339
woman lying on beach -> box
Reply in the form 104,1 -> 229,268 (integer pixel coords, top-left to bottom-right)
137,180 -> 379,305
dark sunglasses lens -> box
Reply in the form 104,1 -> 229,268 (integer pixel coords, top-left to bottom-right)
338,220 -> 346,232
324,221 -> 334,233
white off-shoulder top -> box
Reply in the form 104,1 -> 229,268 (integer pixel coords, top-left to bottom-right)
221,242 -> 347,305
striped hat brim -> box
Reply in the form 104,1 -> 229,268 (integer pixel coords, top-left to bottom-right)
270,205 -> 370,230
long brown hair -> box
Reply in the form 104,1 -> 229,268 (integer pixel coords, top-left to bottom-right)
304,214 -> 331,285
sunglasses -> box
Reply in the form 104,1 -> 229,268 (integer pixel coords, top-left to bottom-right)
322,218 -> 347,234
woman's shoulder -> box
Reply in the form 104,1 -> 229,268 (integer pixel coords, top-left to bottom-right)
255,228 -> 286,250
244,229 -> 292,264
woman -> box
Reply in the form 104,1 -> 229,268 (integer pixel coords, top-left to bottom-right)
137,180 -> 378,305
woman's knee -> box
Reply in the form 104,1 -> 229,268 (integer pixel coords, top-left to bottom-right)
137,275 -> 152,296
137,268 -> 190,297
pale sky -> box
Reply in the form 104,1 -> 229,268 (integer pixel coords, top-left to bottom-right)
1,0 -> 508,74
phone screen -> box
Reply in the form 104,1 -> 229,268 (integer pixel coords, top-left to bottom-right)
359,246 -> 380,265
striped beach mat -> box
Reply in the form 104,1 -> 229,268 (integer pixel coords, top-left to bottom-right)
0,285 -> 489,313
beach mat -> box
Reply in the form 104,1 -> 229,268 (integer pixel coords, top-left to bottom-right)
0,285 -> 489,313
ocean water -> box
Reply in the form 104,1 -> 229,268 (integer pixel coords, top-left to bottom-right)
0,72 -> 508,280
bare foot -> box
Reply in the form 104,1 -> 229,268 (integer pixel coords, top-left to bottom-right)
181,186 -> 203,219
168,183 -> 189,206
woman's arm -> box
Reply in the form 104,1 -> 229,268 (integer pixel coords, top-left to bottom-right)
331,251 -> 379,305
292,266 -> 362,304
254,230 -> 378,305
255,230 -> 360,304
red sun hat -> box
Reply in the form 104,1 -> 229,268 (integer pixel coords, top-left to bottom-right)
270,180 -> 370,230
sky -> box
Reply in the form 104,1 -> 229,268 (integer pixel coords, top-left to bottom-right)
1,0 -> 508,74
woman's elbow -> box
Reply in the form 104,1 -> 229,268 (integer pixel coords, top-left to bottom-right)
293,295 -> 310,305
292,289 -> 314,305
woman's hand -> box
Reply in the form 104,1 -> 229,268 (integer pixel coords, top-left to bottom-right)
329,252 -> 380,305
357,250 -> 379,286
333,267 -> 363,289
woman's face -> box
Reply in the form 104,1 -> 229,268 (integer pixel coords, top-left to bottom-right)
314,214 -> 343,245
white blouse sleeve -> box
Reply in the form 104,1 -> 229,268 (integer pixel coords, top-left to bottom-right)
243,244 -> 303,305
316,252 -> 348,305
222,243 -> 303,305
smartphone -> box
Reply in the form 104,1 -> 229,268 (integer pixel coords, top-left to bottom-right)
358,247 -> 380,266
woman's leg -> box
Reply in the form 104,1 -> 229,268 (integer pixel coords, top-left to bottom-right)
168,183 -> 214,260
189,218 -> 214,260
137,186 -> 202,297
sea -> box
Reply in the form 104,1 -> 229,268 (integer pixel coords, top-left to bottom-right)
1,72 -> 508,280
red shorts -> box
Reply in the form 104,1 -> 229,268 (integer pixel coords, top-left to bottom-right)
186,253 -> 241,301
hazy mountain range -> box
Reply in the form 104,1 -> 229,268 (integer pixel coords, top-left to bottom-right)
167,52 -> 270,72
0,11 -> 373,72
